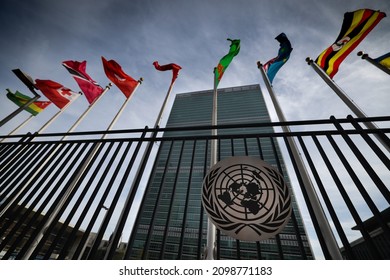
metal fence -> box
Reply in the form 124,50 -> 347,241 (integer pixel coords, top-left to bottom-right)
0,115 -> 389,260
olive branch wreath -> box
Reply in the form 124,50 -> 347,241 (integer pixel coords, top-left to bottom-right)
202,165 -> 291,238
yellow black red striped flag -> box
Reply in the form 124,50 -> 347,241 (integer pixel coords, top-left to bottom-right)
315,9 -> 386,78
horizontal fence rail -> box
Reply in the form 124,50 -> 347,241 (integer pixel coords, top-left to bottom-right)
0,115 -> 389,260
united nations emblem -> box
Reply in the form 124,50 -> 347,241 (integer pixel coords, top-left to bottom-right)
202,156 -> 292,241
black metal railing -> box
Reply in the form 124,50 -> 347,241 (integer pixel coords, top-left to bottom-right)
0,115 -> 389,260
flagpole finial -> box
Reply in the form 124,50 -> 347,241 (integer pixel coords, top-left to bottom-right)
305,57 -> 313,65
256,61 -> 263,68
138,77 -> 143,84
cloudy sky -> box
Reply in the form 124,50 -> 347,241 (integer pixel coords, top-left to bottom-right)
0,0 -> 389,260
0,0 -> 389,135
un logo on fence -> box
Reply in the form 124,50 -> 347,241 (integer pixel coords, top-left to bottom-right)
202,156 -> 292,241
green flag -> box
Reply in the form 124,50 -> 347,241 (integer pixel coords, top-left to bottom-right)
215,39 -> 240,87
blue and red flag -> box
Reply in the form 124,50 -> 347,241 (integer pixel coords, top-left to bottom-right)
263,33 -> 293,84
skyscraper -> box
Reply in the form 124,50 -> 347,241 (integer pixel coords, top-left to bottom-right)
128,84 -> 313,260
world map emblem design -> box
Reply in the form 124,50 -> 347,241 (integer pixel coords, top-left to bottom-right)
202,156 -> 292,241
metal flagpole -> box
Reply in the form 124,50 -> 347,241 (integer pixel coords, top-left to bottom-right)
357,51 -> 390,76
0,85 -> 111,235
61,84 -> 111,140
154,79 -> 175,128
34,93 -> 82,135
103,77 -> 176,260
102,79 -> 142,138
306,57 -> 390,153
204,68 -> 218,260
0,96 -> 39,128
257,61 -> 342,260
0,69 -> 41,127
0,95 -> 40,128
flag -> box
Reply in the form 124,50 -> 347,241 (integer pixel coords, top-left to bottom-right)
153,61 -> 182,85
102,57 -> 138,98
315,9 -> 386,78
374,52 -> 390,69
62,60 -> 104,104
215,39 -> 240,87
6,89 -> 51,116
263,33 -> 293,84
35,79 -> 78,109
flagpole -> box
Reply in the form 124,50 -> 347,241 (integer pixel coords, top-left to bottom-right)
0,95 -> 40,128
357,51 -> 390,75
257,61 -> 342,260
154,80 -> 175,128
0,115 -> 34,142
204,68 -> 218,260
306,57 -> 390,153
34,93 -> 82,135
101,79 -> 143,138
62,84 -> 112,140
0,69 -> 41,127
102,77 -> 176,260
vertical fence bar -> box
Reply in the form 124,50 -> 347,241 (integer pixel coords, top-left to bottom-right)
177,140 -> 197,259
256,241 -> 262,259
125,136 -> 167,259
297,135 -> 353,258
269,137 -> 285,259
346,115 -> 390,169
160,140 -> 185,259
103,126 -> 157,260
283,135 -> 332,259
289,210 -> 308,259
236,239 -> 241,260
256,136 -> 264,259
270,136 -> 306,259
198,139 -> 209,260
139,140 -> 175,259
216,230 -> 221,260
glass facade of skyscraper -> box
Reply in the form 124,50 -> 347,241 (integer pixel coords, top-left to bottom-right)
128,84 -> 313,259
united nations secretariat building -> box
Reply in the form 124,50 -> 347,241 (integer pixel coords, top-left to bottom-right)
128,85 -> 313,260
